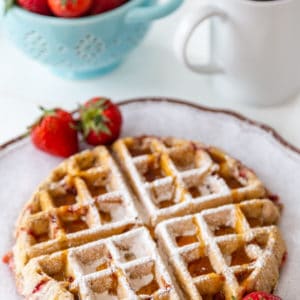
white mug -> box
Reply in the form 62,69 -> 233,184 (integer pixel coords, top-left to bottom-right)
175,0 -> 300,106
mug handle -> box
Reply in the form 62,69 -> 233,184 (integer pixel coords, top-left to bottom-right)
175,6 -> 227,74
125,0 -> 183,23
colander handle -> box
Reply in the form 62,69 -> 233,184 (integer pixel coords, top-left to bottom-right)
125,0 -> 183,23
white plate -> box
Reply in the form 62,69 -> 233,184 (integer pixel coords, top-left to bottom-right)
0,98 -> 299,299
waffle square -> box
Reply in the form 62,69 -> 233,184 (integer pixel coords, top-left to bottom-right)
21,227 -> 180,299
112,137 -> 266,226
155,199 -> 286,299
14,147 -> 141,274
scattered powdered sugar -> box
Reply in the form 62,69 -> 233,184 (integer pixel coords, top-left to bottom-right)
94,291 -> 118,300
129,273 -> 154,291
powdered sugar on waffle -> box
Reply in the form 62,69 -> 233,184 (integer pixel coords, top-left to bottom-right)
13,147 -> 142,274
22,227 -> 180,299
11,137 -> 286,300
112,137 -> 266,227
156,199 -> 286,299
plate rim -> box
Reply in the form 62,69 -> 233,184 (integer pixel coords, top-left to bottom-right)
1,97 -> 299,156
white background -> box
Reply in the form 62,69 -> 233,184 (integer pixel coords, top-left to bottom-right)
0,0 -> 300,146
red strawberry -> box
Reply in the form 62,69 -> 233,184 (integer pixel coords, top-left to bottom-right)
48,0 -> 92,17
89,0 -> 127,16
30,107 -> 79,157
18,0 -> 52,15
79,97 -> 122,146
243,291 -> 282,300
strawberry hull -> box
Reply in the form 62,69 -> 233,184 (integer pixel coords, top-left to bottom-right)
79,98 -> 123,146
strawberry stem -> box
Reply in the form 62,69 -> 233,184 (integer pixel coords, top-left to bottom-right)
39,106 -> 56,117
20,131 -> 30,139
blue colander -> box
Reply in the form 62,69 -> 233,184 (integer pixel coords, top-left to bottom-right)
2,0 -> 182,79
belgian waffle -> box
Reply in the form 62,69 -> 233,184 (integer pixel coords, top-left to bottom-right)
11,136 -> 286,300
156,199 -> 285,299
112,137 -> 266,226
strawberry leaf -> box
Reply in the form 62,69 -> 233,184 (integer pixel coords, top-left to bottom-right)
99,123 -> 110,135
39,106 -> 56,116
94,114 -> 104,126
79,100 -> 112,137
